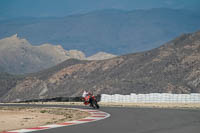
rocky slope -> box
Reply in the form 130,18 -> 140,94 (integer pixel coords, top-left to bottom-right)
1,31 -> 200,102
0,72 -> 23,98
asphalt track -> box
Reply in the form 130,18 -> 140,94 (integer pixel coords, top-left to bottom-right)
1,104 -> 200,133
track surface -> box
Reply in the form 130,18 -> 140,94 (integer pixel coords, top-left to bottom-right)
1,104 -> 200,133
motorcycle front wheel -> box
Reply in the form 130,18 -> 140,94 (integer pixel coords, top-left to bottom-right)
93,100 -> 100,109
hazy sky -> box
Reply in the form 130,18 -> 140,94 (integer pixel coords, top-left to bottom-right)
0,0 -> 200,19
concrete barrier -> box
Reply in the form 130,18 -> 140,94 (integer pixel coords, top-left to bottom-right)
100,93 -> 200,103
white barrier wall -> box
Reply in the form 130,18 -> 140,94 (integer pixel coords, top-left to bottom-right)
100,93 -> 200,103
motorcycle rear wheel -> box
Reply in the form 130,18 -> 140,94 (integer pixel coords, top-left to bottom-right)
93,100 -> 100,109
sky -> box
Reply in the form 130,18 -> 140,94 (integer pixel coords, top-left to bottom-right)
0,0 -> 200,19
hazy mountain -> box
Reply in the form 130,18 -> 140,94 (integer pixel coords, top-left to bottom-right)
87,52 -> 117,60
1,0 -> 200,18
1,30 -> 200,102
0,8 -> 200,56
0,35 -> 116,74
0,34 -> 86,74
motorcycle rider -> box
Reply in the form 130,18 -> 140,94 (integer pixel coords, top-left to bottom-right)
82,90 -> 88,98
88,92 -> 93,106
82,90 -> 93,106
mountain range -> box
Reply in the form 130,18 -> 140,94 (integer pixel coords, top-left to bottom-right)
0,8 -> 200,56
1,30 -> 200,102
1,0 -> 200,19
0,34 -> 116,74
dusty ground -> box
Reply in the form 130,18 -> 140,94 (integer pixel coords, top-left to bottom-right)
0,106 -> 89,132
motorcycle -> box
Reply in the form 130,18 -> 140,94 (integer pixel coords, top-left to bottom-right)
83,95 -> 100,109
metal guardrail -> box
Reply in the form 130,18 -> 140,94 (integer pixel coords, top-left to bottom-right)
18,95 -> 101,103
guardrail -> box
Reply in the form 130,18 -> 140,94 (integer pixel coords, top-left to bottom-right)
100,93 -> 200,103
17,95 -> 101,103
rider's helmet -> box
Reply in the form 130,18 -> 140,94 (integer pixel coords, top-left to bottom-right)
88,92 -> 92,96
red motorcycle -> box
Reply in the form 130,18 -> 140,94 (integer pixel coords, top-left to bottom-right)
83,95 -> 100,109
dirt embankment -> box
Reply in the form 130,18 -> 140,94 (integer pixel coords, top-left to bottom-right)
0,106 -> 89,132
